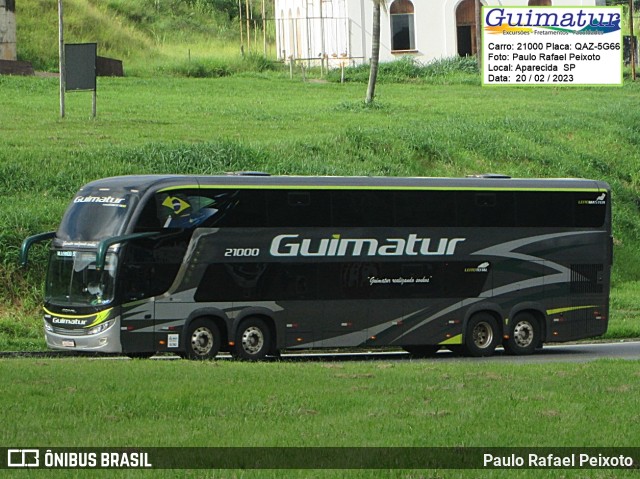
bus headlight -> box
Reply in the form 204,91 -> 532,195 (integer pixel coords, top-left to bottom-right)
87,319 -> 115,336
44,321 -> 53,332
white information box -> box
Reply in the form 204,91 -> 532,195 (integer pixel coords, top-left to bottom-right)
482,7 -> 623,86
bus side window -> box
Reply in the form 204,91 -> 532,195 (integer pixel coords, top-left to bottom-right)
516,192 -> 573,227
574,193 -> 606,227
394,191 -> 457,227
332,191 -> 394,227
267,190 -> 331,227
120,238 -> 188,301
456,191 -> 515,227
134,197 -> 164,232
155,192 -> 217,229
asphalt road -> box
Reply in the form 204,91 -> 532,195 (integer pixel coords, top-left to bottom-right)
272,340 -> 640,363
0,340 -> 640,363
2,340 -> 638,363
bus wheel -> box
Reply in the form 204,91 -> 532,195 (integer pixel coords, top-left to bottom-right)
403,345 -> 440,358
233,318 -> 272,361
503,313 -> 539,356
463,313 -> 500,357
184,318 -> 221,360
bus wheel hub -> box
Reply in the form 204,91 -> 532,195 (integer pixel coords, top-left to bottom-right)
242,327 -> 264,354
191,327 -> 213,354
513,321 -> 534,347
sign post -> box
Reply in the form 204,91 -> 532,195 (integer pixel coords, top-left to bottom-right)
629,0 -> 636,81
58,0 -> 64,117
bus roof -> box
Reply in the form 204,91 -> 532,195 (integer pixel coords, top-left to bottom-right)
80,174 -> 610,194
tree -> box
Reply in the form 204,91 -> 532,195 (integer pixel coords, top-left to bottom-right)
365,0 -> 383,104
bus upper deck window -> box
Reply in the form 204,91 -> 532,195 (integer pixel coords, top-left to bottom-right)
157,193 -> 219,229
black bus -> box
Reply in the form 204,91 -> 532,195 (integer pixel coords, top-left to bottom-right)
21,174 -> 612,359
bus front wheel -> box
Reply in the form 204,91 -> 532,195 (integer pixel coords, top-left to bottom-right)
184,318 -> 221,360
232,317 -> 272,361
463,313 -> 500,357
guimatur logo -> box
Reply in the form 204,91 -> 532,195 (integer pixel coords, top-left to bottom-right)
269,234 -> 466,257
485,8 -> 621,30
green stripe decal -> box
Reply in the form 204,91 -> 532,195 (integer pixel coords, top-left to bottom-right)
546,305 -> 597,315
44,307 -> 113,320
158,185 -> 603,193
43,307 -> 113,328
439,334 -> 463,345
85,309 -> 113,328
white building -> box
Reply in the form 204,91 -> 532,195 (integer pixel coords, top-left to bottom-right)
274,0 -> 606,66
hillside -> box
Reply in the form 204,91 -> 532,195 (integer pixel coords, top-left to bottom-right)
16,0 -> 253,72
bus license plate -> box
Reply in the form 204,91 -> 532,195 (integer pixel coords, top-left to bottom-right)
62,340 -> 76,348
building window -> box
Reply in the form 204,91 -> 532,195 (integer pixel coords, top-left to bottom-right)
528,0 -> 552,5
390,0 -> 415,52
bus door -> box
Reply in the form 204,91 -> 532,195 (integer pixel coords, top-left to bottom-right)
120,298 -> 156,354
267,263 -> 318,349
118,237 -> 188,354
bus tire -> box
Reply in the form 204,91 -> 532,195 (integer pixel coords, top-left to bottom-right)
463,313 -> 500,357
403,345 -> 440,358
232,317 -> 272,361
184,318 -> 221,360
503,313 -> 540,356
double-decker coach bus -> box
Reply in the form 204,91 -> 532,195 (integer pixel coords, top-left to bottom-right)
21,174 -> 612,360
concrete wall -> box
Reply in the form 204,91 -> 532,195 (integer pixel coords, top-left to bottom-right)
0,0 -> 17,61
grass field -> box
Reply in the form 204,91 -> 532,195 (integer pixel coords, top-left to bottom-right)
0,357 -> 638,478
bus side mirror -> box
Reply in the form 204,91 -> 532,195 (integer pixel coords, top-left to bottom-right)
20,232 -> 56,267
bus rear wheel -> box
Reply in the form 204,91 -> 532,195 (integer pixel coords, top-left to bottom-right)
503,313 -> 540,356
463,313 -> 500,357
184,318 -> 221,360
232,317 -> 272,361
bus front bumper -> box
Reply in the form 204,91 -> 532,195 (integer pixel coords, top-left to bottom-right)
44,318 -> 122,353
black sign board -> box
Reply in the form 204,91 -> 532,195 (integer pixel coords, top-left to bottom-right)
65,43 -> 96,91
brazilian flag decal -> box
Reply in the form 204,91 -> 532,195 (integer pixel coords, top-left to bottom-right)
162,196 -> 191,215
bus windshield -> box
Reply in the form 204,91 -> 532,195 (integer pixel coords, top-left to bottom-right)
57,190 -> 137,241
45,251 -> 118,307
